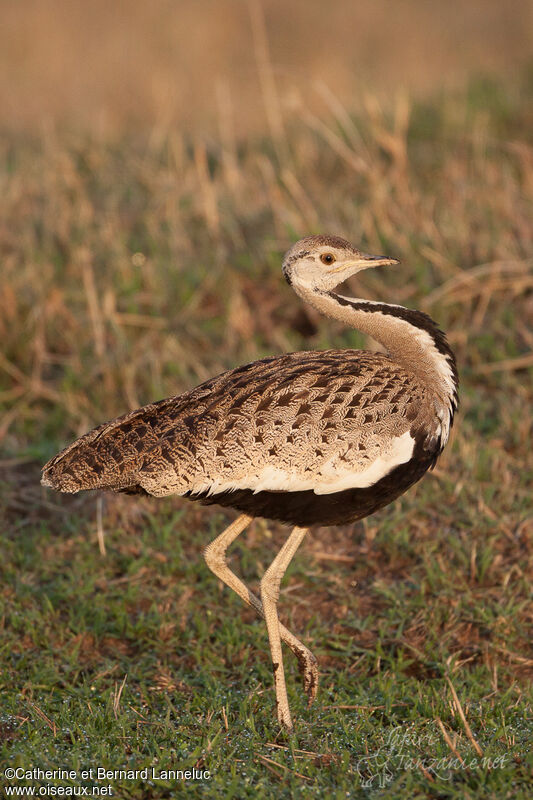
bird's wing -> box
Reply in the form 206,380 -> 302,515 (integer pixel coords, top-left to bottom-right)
41,350 -> 434,496
135,350 -> 434,497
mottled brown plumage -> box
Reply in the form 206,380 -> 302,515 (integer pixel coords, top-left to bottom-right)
42,350 -> 437,520
42,235 -> 458,731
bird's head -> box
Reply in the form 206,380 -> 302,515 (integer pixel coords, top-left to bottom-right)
282,235 -> 399,292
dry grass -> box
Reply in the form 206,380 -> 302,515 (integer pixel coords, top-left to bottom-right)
1,79 -> 532,449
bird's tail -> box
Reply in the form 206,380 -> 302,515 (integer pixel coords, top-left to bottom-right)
41,406 -> 153,494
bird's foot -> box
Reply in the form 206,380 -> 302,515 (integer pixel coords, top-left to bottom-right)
276,700 -> 294,733
294,646 -> 319,706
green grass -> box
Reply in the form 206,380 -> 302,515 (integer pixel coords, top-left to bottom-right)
1,74 -> 533,797
1,493 -> 532,797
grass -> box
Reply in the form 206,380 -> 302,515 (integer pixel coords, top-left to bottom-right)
1,71 -> 533,797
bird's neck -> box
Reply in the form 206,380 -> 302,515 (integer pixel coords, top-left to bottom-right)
296,284 -> 458,434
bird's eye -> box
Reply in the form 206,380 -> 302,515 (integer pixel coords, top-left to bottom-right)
320,253 -> 335,265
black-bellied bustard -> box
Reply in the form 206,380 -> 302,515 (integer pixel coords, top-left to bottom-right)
42,235 -> 458,731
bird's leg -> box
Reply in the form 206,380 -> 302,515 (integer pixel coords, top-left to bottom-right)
204,515 -> 318,704
260,525 -> 308,732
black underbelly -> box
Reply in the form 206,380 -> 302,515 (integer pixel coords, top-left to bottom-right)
191,450 -> 438,527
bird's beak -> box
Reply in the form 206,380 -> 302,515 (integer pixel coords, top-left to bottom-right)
358,252 -> 400,267
328,253 -> 400,274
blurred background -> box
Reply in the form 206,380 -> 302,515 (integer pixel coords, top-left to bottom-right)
2,0 -> 533,135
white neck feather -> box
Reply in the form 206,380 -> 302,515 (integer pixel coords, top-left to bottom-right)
293,282 -> 458,444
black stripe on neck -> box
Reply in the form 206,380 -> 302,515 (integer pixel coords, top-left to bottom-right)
330,293 -> 454,356
329,292 -> 459,401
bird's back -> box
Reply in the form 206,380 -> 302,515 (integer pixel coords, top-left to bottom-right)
42,349 -> 440,525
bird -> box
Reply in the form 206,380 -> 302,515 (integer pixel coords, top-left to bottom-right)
41,235 -> 458,732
